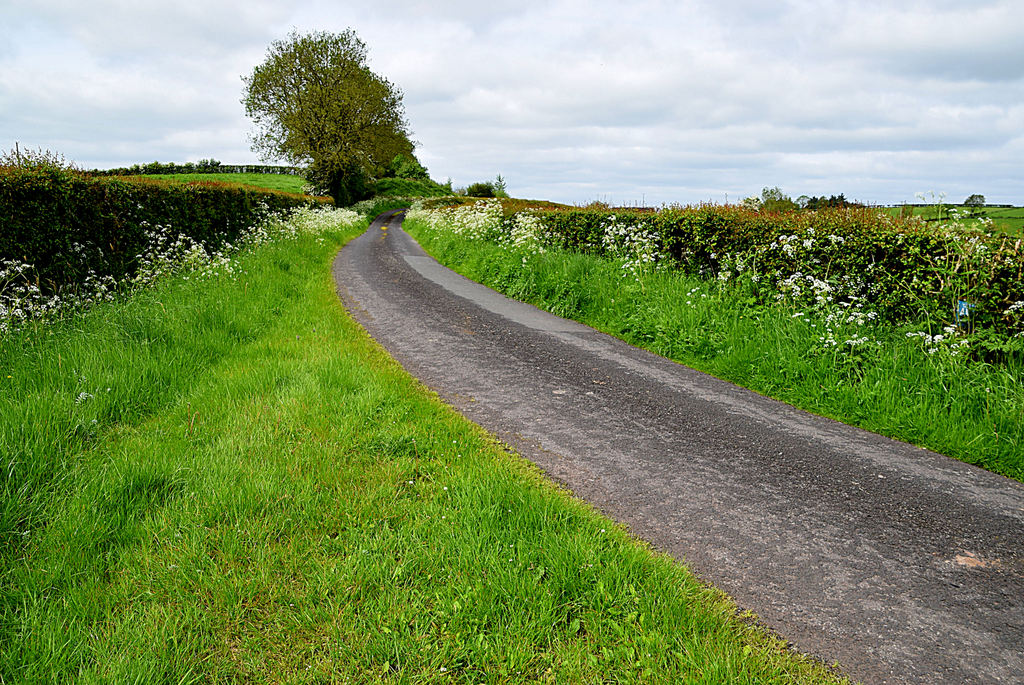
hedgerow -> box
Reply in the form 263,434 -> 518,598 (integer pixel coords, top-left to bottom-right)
409,200 -> 1024,361
0,165 -> 327,293
0,164 -> 340,334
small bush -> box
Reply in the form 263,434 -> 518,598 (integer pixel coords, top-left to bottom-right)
382,154 -> 431,180
465,181 -> 496,198
371,177 -> 449,198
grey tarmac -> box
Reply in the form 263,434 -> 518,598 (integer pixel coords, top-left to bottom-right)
333,209 -> 1024,684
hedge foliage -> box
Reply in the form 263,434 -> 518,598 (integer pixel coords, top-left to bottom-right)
534,206 -> 1024,334
0,166 -> 325,292
370,176 -> 450,198
419,199 -> 1024,348
541,206 -> 1024,339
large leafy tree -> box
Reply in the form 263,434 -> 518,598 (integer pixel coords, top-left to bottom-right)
242,29 -> 413,205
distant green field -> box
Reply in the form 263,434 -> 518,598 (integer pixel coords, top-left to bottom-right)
880,205 -> 1024,237
145,172 -> 307,195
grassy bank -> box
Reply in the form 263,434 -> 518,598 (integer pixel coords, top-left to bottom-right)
404,217 -> 1023,483
143,171 -> 307,194
1,217 -> 844,682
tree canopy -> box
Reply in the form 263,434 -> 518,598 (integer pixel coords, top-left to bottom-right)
742,188 -> 862,212
382,153 -> 430,181
242,29 -> 413,204
964,194 -> 986,217
803,193 -> 862,210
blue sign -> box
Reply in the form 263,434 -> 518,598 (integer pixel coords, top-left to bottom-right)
956,300 -> 976,323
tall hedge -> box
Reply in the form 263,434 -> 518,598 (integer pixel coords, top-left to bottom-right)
0,167 -> 324,292
522,204 -> 1024,338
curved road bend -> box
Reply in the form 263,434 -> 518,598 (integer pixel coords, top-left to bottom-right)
334,210 -> 1024,684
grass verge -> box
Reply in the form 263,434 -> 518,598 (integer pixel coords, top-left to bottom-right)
1,220 -> 845,682
404,219 -> 1023,483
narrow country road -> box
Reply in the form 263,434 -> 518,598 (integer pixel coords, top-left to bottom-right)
333,210 -> 1024,684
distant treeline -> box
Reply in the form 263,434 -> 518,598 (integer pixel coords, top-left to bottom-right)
801,194 -> 863,210
86,159 -> 304,177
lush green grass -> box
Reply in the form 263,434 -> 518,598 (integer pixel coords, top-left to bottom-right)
0,222 -> 845,682
879,204 -> 1024,236
405,220 -> 1024,483
982,206 -> 1024,236
144,172 -> 308,194
145,173 -> 454,199
143,173 -> 456,200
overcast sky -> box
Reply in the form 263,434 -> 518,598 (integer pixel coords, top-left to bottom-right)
2,0 -> 1021,206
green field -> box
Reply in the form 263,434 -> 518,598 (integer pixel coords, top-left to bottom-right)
880,204 -> 1024,236
1,210 -> 845,683
141,173 -> 453,200
143,171 -> 308,194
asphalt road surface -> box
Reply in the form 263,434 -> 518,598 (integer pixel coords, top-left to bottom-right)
333,210 -> 1024,684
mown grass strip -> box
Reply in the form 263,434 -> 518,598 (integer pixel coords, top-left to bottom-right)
404,219 -> 1023,483
0,222 -> 845,682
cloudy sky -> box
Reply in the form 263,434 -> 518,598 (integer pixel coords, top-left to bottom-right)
2,0 -> 1021,206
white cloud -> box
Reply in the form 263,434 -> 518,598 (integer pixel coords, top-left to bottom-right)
830,0 -> 1024,82
1,0 -> 1021,204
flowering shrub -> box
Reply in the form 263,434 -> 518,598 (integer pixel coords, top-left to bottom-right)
0,165 -> 328,295
412,198 -> 1023,360
0,259 -> 47,333
0,204 -> 363,335
600,215 -> 665,277
530,205 -> 1021,337
503,212 -> 546,262
406,199 -> 504,242
906,326 -> 970,357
